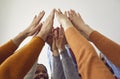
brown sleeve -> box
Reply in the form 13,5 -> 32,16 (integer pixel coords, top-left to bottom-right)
0,36 -> 45,79
89,31 -> 120,67
65,27 -> 115,79
0,40 -> 18,64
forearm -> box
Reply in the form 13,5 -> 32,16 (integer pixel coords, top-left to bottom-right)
89,31 -> 120,67
0,36 -> 45,79
60,49 -> 80,79
78,24 -> 94,37
0,31 -> 30,64
65,27 -> 115,79
52,55 -> 65,79
0,40 -> 18,64
12,31 -> 28,47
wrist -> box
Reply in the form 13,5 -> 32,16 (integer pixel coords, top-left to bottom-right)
60,48 -> 65,52
79,24 -> 94,37
59,47 -> 66,53
36,32 -> 47,41
62,20 -> 73,31
12,32 -> 27,47
19,31 -> 28,38
52,49 -> 59,56
83,25 -> 94,36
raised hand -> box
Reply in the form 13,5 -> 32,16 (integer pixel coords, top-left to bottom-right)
55,9 -> 73,31
12,11 -> 45,46
37,9 -> 55,41
55,26 -> 67,51
68,9 -> 85,30
45,28 -> 54,48
52,28 -> 59,56
22,11 -> 45,37
68,9 -> 94,38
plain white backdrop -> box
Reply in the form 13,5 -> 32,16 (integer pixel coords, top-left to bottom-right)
0,0 -> 120,78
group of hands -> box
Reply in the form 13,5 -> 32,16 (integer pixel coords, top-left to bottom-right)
17,9 -> 91,55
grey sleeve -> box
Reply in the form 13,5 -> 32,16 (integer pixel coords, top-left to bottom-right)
60,49 -> 81,79
52,55 -> 66,79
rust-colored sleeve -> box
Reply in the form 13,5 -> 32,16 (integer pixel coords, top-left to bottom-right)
0,36 -> 45,79
89,31 -> 120,67
65,27 -> 115,79
0,40 -> 18,64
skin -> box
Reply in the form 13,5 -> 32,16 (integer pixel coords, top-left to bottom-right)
68,9 -> 120,68
0,9 -> 55,79
68,9 -> 94,39
55,9 -> 115,79
36,9 -> 55,41
55,9 -> 74,31
34,64 -> 48,79
52,26 -> 66,52
0,11 -> 45,65
33,9 -> 55,79
12,11 -> 45,47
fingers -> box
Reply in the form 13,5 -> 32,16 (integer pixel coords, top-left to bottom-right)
32,9 -> 84,38
30,15 -> 37,26
55,9 -> 63,17
31,11 -> 45,28
58,8 -> 62,14
64,11 -> 67,17
47,9 -> 55,32
33,15 -> 37,21
52,36 -> 56,50
50,9 -> 55,25
28,23 -> 43,36
68,9 -> 76,19
44,9 -> 55,28
52,29 -> 58,52
48,9 -> 55,20
55,9 -> 60,19
59,27 -> 64,37
55,9 -> 69,28
36,11 -> 45,23
55,9 -> 68,17
53,28 -> 59,39
33,23 -> 43,36
77,13 -> 85,23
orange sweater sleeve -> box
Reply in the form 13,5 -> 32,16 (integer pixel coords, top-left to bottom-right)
65,27 -> 115,79
0,36 -> 45,79
0,40 -> 18,64
89,31 -> 120,67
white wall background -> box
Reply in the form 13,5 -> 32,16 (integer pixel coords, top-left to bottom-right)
0,0 -> 120,78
